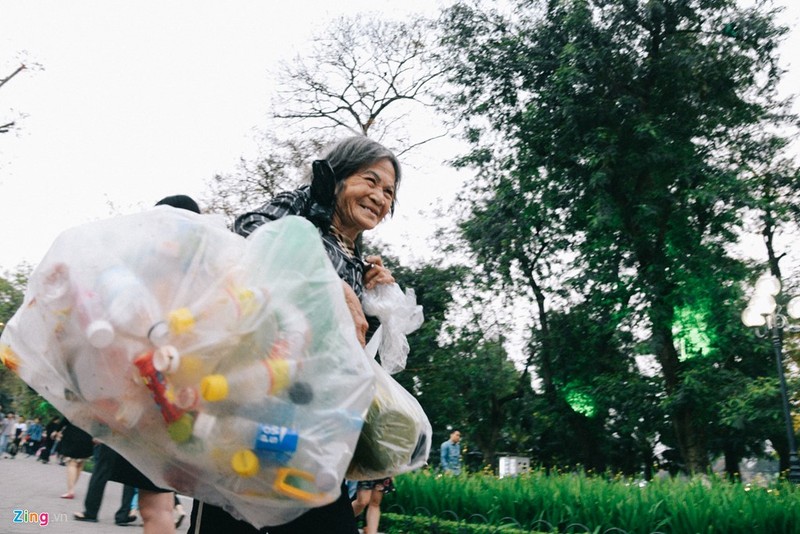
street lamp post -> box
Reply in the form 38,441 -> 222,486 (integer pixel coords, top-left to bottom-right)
741,273 -> 800,483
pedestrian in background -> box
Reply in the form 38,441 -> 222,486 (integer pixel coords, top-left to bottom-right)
57,418 -> 94,499
25,416 -> 43,456
1,412 -> 16,457
38,415 -> 62,464
73,443 -> 137,525
440,429 -> 462,475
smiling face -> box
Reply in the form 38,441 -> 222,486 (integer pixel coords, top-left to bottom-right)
331,158 -> 396,241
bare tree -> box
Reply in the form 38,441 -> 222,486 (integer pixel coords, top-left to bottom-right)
273,14 -> 446,156
203,13 -> 448,217
1,64 -> 26,134
200,134 -> 326,223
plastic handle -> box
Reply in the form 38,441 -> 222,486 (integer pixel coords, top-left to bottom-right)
273,467 -> 325,503
365,324 -> 383,360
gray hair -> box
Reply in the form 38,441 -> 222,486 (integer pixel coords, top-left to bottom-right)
322,136 -> 401,213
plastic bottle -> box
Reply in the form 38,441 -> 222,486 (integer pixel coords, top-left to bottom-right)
191,413 -> 300,477
183,284 -> 273,345
96,266 -> 168,345
37,262 -> 73,311
151,346 -> 214,389
74,289 -> 114,348
35,263 -> 115,348
269,303 -> 311,359
218,285 -> 270,333
289,408 -> 362,493
200,358 -> 299,404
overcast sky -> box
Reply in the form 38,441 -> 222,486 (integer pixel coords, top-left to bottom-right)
0,0 -> 462,272
1,0 -> 799,274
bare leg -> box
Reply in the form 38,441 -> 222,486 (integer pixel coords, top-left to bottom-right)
139,490 -> 176,534
63,459 -> 85,497
351,487 -> 371,517
173,493 -> 187,528
364,489 -> 384,534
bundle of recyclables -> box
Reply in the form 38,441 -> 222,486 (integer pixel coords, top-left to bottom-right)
0,208 -> 430,528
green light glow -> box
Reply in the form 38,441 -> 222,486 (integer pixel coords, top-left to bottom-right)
673,305 -> 714,361
564,382 -> 597,418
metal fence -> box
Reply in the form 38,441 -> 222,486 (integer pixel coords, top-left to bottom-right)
384,504 -> 668,534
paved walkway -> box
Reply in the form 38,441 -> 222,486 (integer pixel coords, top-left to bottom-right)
0,454 -> 381,533
0,453 -> 191,533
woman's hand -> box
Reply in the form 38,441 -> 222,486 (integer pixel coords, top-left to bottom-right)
342,281 -> 368,347
364,255 -> 395,290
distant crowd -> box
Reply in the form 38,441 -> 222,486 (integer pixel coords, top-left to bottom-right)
1,411 -> 64,463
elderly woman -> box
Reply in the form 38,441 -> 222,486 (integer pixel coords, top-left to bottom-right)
189,136 -> 400,534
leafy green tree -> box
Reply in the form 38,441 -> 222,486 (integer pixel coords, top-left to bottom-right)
384,257 -> 533,466
385,259 -> 470,457
439,0 -> 794,473
0,265 -> 44,415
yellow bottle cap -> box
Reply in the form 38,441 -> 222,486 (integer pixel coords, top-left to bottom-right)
231,449 -> 259,477
167,414 -> 194,443
169,308 -> 196,335
200,375 -> 229,402
236,288 -> 257,316
267,359 -> 292,394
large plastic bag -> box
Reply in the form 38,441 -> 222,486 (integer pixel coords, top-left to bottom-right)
361,283 -> 423,374
345,313 -> 431,481
0,210 -> 375,528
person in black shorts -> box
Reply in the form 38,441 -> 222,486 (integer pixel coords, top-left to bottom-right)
351,478 -> 395,534
57,418 -> 94,499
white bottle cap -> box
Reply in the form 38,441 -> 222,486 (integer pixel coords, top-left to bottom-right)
148,321 -> 169,346
85,320 -> 114,348
153,345 -> 180,373
192,412 -> 216,440
115,402 -> 144,428
175,386 -> 199,410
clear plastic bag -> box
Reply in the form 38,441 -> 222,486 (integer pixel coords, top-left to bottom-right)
346,306 -> 431,481
0,211 -> 375,528
346,355 -> 432,481
361,283 -> 423,374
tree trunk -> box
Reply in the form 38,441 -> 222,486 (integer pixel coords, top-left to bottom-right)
651,308 -> 709,474
723,443 -> 741,481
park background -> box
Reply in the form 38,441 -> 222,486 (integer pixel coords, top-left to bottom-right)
3,1 -> 800,532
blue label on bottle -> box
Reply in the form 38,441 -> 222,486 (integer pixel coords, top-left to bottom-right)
254,424 -> 298,453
